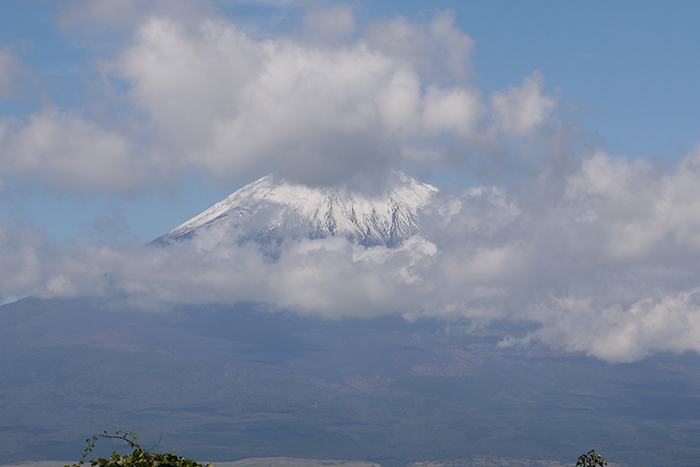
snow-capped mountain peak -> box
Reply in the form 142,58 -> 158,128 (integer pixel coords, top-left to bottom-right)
154,171 -> 441,247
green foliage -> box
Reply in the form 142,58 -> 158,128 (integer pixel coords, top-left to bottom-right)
65,430 -> 209,467
576,450 -> 607,467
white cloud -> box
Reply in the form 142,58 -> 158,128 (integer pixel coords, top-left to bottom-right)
0,109 -> 144,194
563,147 -> 700,261
422,86 -> 482,138
0,7 -> 560,194
364,10 -> 475,85
375,69 -> 421,137
508,289 -> 700,363
108,9 -> 540,187
491,70 -> 558,138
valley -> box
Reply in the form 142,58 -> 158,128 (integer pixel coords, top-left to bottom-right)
2,298 -> 700,466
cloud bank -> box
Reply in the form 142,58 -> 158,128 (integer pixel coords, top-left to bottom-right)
2,3 -> 700,364
5,145 -> 700,363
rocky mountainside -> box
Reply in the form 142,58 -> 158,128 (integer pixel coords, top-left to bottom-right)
153,171 -> 442,247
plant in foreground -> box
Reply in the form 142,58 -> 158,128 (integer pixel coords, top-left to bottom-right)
576,450 -> 607,467
65,430 -> 209,467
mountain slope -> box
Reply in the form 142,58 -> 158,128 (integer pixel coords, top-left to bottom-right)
3,296 -> 700,466
154,171 -> 441,247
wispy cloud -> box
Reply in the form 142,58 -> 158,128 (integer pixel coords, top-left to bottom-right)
0,47 -> 34,100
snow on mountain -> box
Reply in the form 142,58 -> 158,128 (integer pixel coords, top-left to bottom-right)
153,171 -> 442,247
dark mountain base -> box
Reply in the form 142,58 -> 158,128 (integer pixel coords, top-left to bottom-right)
1,298 -> 700,467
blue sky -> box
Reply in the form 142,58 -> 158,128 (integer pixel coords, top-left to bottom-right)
3,1 -> 700,362
1,1 -> 699,244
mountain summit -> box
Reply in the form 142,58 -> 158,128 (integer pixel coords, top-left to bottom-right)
154,171 -> 441,247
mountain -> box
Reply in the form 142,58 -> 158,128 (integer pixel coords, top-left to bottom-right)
153,171 -> 442,247
12,173 -> 700,467
4,296 -> 700,466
